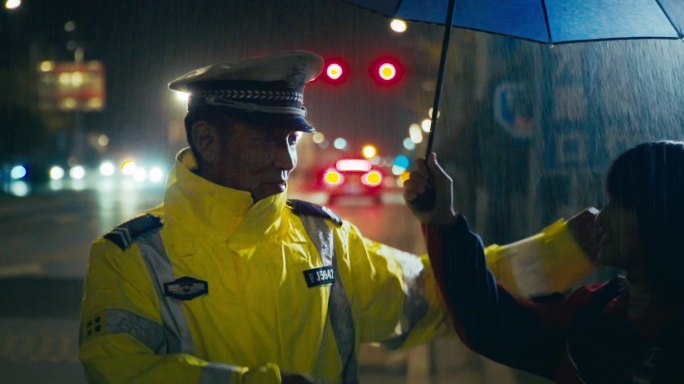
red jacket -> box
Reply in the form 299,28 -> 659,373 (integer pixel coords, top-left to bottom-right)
425,215 -> 683,383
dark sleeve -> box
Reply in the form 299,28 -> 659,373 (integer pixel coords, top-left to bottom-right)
425,214 -> 566,380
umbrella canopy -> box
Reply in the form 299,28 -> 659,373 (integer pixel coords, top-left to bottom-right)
345,0 -> 684,43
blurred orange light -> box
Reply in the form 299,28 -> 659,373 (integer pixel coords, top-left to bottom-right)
396,172 -> 411,187
362,145 -> 377,159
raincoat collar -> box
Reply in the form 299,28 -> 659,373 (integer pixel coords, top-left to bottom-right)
163,148 -> 288,244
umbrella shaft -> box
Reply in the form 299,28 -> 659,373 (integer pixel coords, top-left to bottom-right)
427,0 -> 457,156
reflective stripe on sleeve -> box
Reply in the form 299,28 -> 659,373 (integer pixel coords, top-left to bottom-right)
199,362 -> 240,384
136,231 -> 196,355
80,308 -> 167,354
299,215 -> 358,383
379,250 -> 429,350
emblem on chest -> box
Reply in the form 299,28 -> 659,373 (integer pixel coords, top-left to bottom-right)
164,276 -> 209,300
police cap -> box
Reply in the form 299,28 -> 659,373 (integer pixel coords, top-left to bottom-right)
169,51 -> 323,133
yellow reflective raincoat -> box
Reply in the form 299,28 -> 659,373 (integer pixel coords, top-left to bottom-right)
484,218 -> 596,297
80,149 -> 450,384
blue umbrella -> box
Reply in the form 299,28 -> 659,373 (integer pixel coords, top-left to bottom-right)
344,0 -> 684,208
346,1 -> 683,45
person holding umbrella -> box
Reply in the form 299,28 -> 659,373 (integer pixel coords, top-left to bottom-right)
404,142 -> 684,382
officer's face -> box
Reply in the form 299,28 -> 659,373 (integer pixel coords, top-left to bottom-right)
216,121 -> 301,201
596,199 -> 642,271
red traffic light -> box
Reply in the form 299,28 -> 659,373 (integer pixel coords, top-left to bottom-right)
378,63 -> 397,81
369,57 -> 403,85
320,58 -> 349,84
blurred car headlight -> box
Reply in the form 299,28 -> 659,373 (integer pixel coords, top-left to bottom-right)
99,161 -> 115,176
69,165 -> 86,180
49,166 -> 65,180
148,167 -> 164,183
121,160 -> 137,176
132,167 -> 147,183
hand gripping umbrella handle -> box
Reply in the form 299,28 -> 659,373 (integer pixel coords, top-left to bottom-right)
412,0 -> 456,212
408,159 -> 436,211
409,184 -> 436,211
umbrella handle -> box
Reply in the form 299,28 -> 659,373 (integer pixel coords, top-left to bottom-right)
407,159 -> 436,211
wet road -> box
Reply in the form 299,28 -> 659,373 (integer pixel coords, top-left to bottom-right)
0,182 -> 529,383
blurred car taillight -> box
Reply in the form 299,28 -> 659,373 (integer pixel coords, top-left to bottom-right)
317,158 -> 385,205
323,169 -> 344,186
335,159 -> 372,172
361,170 -> 382,187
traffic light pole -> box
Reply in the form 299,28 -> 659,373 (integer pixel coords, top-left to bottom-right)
71,36 -> 85,163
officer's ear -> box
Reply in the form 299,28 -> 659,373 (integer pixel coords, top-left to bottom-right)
191,120 -> 222,164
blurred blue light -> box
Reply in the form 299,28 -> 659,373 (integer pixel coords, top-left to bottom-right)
394,155 -> 410,169
402,138 -> 415,151
333,138 -> 348,150
10,165 -> 27,180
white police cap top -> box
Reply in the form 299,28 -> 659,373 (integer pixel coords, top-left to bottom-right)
168,51 -> 323,131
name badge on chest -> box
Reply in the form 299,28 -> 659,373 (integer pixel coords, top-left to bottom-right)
164,276 -> 208,300
303,266 -> 335,288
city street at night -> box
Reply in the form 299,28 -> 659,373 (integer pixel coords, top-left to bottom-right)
4,0 -> 684,382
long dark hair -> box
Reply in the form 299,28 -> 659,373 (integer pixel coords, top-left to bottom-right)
606,141 -> 684,304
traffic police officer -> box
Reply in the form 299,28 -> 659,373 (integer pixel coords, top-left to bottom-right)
79,51 -> 451,383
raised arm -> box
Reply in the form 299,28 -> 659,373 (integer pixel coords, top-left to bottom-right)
403,153 -> 573,379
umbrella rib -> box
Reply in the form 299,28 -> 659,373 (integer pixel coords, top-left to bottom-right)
654,0 -> 682,38
540,0 -> 553,43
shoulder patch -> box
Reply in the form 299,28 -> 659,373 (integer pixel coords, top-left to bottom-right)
104,214 -> 163,250
289,199 -> 342,226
